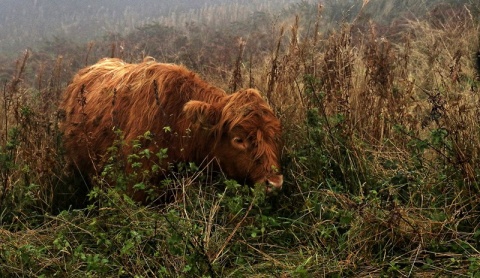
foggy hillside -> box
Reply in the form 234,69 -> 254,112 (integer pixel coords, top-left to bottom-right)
0,0 -> 302,55
0,0 -> 477,56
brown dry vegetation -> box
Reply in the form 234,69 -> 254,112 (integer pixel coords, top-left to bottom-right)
1,1 -> 480,277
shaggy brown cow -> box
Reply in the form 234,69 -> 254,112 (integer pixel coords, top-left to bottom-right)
60,57 -> 283,201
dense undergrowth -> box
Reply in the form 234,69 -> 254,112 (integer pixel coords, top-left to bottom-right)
1,1 -> 480,277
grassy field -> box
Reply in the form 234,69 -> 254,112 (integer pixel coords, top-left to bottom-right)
1,1 -> 480,277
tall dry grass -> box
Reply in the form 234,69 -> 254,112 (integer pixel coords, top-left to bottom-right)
264,2 -> 480,189
252,2 -> 480,270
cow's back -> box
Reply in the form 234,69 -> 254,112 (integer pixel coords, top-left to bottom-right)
60,58 -> 225,175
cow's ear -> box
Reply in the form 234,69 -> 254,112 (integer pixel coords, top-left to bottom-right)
183,100 -> 219,128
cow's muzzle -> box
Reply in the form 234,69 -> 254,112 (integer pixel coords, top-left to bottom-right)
264,175 -> 283,193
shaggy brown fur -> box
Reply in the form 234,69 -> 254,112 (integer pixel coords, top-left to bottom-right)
60,57 -> 283,201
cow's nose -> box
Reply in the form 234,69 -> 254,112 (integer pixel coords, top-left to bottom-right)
265,175 -> 283,193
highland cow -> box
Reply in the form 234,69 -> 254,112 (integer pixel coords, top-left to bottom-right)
60,57 -> 283,201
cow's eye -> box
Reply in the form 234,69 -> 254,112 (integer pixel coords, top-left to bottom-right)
232,137 -> 248,150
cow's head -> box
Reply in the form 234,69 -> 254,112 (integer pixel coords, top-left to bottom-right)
184,89 -> 283,192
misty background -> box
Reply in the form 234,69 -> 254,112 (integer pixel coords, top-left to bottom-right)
0,0 -> 306,55
1,0 -> 477,57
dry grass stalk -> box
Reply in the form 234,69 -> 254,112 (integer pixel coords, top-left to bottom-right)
229,37 -> 246,92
